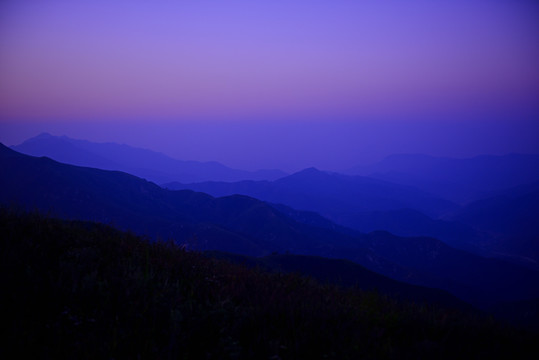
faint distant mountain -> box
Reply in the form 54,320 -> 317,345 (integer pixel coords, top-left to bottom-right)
164,167 -> 458,219
2,143 -> 538,307
451,181 -> 539,265
345,154 -> 539,204
12,133 -> 286,183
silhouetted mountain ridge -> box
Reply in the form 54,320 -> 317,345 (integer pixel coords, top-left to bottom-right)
164,170 -> 496,257
1,143 -> 538,307
12,133 -> 286,183
165,167 -> 458,219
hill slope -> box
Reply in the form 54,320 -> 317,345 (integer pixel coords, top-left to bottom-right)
452,182 -> 539,264
2,210 -> 537,359
206,251 -> 472,310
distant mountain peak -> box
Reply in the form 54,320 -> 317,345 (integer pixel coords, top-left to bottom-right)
292,167 -> 325,176
34,132 -> 56,139
22,133 -> 73,146
279,167 -> 331,182
12,134 -> 287,183
299,166 -> 321,172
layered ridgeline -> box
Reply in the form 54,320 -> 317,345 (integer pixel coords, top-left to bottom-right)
345,153 -> 539,204
12,133 -> 286,183
451,181 -> 539,265
165,167 -> 458,219
1,143 -> 538,310
4,210 -> 537,359
165,167 -> 539,266
163,169 -> 468,252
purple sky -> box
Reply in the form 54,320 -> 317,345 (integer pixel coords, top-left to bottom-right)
1,0 -> 538,171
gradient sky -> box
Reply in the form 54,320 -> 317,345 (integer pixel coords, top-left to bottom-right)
1,0 -> 538,171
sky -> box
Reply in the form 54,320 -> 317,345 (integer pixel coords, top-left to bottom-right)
1,0 -> 538,171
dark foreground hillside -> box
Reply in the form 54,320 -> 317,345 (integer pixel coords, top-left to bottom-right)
1,210 -> 537,359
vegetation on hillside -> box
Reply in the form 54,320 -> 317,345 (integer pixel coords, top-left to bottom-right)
1,209 -> 537,359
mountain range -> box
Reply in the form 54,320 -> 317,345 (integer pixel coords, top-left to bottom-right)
164,167 -> 457,220
345,153 -> 539,204
11,133 -> 286,183
2,142 -> 538,309
165,168 -> 539,266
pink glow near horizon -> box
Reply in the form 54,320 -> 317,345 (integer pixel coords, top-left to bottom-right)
1,0 -> 538,122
